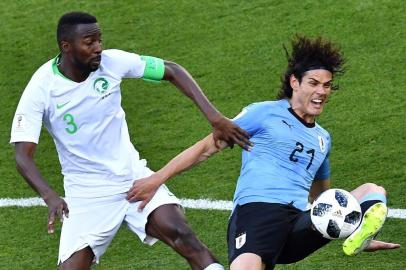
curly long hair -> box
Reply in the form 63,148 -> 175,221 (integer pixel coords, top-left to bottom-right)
276,35 -> 346,99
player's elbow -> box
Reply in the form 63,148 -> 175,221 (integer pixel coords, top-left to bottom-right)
14,151 -> 26,174
163,61 -> 184,82
14,145 -> 23,165
14,143 -> 34,173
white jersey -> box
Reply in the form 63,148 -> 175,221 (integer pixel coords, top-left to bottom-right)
10,49 -> 153,198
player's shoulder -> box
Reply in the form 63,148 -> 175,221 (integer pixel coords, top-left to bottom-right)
100,49 -> 142,70
315,122 -> 331,138
19,58 -> 56,102
101,49 -> 140,60
235,100 -> 286,123
26,58 -> 55,90
102,49 -> 125,57
245,99 -> 289,112
32,58 -> 54,81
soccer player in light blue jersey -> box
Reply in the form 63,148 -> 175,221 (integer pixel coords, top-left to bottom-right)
128,36 -> 400,269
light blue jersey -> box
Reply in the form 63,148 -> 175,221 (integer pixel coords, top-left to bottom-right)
233,99 -> 331,210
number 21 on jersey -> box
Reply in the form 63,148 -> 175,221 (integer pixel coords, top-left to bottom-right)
289,142 -> 315,170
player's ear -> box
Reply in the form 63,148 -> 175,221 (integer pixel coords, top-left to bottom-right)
60,40 -> 71,54
290,74 -> 300,92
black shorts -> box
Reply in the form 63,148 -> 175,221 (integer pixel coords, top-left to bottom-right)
227,202 -> 330,270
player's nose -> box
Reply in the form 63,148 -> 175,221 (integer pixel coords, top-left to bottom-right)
316,85 -> 329,96
94,40 -> 102,54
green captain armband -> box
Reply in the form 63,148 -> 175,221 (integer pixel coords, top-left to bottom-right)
141,55 -> 165,83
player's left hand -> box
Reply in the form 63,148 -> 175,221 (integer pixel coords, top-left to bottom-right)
126,175 -> 161,210
211,116 -> 252,151
364,240 -> 401,252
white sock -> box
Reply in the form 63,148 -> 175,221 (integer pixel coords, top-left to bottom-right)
204,263 -> 224,270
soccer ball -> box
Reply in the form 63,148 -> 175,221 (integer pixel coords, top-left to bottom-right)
310,188 -> 362,239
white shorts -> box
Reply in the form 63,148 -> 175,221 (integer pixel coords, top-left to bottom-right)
58,184 -> 180,265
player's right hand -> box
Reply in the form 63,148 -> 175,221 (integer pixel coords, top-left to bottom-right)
126,175 -> 162,211
211,116 -> 252,151
45,194 -> 69,234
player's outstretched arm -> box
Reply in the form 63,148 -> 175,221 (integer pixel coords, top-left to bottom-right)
163,61 -> 251,150
127,134 -> 227,209
14,142 -> 69,234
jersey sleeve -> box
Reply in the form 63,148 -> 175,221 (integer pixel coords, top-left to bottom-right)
101,49 -> 146,78
314,156 -> 330,180
314,138 -> 332,180
10,75 -> 46,144
232,103 -> 265,136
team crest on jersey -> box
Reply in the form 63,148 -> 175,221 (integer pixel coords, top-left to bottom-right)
318,135 -> 326,153
93,77 -> 109,94
235,232 -> 246,249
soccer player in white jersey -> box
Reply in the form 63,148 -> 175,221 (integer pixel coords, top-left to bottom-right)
10,12 -> 252,270
127,36 -> 400,269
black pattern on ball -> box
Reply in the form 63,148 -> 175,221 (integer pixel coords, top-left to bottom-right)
312,203 -> 332,217
344,210 -> 362,225
327,219 -> 341,238
335,190 -> 348,207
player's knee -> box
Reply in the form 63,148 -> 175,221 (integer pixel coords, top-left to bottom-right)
170,225 -> 205,252
174,227 -> 199,246
59,258 -> 92,270
360,183 -> 386,196
58,247 -> 94,270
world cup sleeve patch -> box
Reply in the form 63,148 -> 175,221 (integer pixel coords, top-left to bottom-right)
235,232 -> 246,249
14,114 -> 26,132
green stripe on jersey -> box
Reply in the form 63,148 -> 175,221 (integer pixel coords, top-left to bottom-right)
52,55 -> 74,82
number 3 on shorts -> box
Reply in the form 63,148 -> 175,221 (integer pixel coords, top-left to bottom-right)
63,113 -> 78,134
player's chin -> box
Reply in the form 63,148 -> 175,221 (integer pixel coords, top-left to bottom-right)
314,109 -> 324,116
309,105 -> 324,116
89,62 -> 100,71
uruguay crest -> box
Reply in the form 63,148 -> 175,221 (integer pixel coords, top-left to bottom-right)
318,135 -> 326,153
235,232 -> 246,249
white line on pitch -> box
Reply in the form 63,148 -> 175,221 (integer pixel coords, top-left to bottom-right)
0,197 -> 405,219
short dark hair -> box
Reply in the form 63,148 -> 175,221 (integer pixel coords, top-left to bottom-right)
277,35 -> 346,100
56,12 -> 97,44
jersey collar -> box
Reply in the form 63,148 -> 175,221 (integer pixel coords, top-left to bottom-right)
287,108 -> 316,128
52,54 -> 74,82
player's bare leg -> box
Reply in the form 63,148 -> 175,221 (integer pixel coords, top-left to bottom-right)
59,246 -> 94,270
350,183 -> 386,200
230,253 -> 264,270
146,204 -> 222,270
